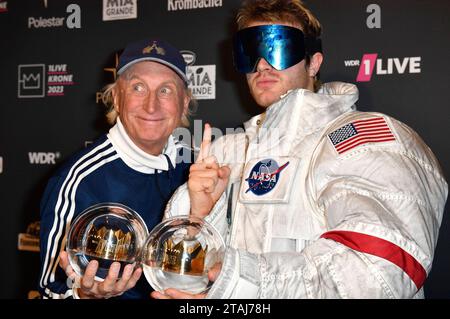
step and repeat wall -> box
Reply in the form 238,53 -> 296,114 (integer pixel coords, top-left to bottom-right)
0,0 -> 449,298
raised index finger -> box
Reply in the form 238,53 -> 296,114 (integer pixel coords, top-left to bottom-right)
196,123 -> 212,163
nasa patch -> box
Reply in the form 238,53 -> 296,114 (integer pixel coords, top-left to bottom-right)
245,159 -> 290,196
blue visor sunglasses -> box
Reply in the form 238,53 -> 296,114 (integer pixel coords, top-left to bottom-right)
232,24 -> 322,74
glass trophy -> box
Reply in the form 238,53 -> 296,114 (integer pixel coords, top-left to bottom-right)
142,216 -> 225,294
66,203 -> 148,280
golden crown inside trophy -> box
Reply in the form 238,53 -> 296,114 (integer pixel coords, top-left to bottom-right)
85,225 -> 134,260
142,215 -> 225,294
161,235 -> 207,275
66,203 -> 148,280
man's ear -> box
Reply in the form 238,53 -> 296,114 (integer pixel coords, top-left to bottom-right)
308,52 -> 323,77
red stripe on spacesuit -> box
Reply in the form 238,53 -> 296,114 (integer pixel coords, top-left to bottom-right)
321,230 -> 426,290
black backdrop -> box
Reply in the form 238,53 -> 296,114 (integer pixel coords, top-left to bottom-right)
0,0 -> 449,299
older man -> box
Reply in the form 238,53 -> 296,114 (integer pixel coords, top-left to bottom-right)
39,38 -> 193,299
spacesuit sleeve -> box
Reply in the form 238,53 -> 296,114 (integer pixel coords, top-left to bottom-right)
164,182 -> 228,239
207,114 -> 448,299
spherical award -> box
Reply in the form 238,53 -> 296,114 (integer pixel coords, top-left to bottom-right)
142,216 -> 225,294
66,203 -> 148,280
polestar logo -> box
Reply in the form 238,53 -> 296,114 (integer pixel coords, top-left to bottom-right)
28,4 -> 81,29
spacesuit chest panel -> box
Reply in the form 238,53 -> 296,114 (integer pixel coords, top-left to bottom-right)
238,157 -> 300,203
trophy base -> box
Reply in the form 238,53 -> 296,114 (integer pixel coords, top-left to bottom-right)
143,264 -> 210,294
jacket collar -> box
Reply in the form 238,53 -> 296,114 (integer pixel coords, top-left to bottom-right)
244,82 -> 358,148
107,118 -> 178,173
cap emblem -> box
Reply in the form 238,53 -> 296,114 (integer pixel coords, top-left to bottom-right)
143,41 -> 166,56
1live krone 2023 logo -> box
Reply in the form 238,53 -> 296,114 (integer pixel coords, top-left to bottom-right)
344,54 -> 421,82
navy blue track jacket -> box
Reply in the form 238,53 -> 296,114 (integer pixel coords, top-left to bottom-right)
38,121 -> 191,299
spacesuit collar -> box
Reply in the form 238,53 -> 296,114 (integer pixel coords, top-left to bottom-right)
107,118 -> 178,173
245,81 -> 358,137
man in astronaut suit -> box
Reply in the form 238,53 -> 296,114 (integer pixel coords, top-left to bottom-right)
152,0 -> 448,299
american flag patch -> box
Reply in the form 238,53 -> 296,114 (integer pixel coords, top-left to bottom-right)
328,117 -> 396,154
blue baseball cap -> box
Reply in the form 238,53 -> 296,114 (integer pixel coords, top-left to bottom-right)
117,39 -> 188,84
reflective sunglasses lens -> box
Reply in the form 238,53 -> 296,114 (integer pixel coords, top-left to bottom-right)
232,25 -> 306,73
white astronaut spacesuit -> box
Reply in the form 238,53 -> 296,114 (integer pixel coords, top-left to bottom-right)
165,82 -> 448,298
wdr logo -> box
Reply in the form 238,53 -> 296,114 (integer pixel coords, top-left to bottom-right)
28,152 -> 60,164
344,54 -> 421,82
